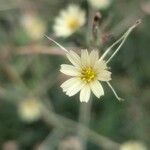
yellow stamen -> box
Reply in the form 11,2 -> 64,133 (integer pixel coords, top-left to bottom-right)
67,18 -> 79,30
81,67 -> 96,83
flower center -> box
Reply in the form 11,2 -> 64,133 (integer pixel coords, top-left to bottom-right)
67,18 -> 79,30
81,67 -> 96,83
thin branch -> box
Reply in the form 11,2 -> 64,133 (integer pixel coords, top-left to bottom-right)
106,19 -> 141,63
15,45 -> 80,55
39,128 -> 65,150
78,100 -> 92,150
107,82 -> 124,101
41,103 -> 120,150
44,35 -> 68,52
100,19 -> 141,62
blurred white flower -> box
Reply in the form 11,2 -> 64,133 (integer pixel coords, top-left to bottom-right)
141,1 -> 150,15
18,98 -> 42,122
2,140 -> 18,150
58,136 -> 82,150
60,50 -> 111,102
21,13 -> 46,40
53,5 -> 86,37
120,141 -> 147,150
88,0 -> 112,10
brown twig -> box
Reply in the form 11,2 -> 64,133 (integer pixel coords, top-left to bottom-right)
15,45 -> 80,55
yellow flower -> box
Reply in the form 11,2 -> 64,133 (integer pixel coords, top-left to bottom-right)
18,98 -> 42,122
88,0 -> 112,10
120,141 -> 147,150
53,5 -> 86,37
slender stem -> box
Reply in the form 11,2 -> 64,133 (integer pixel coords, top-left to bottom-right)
42,104 -> 120,150
78,99 -> 92,150
106,32 -> 129,63
106,25 -> 135,63
100,20 -> 141,62
44,35 -> 69,52
106,82 -> 124,101
77,6 -> 94,150
39,128 -> 65,150
100,34 -> 125,60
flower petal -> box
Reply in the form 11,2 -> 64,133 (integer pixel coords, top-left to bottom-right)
90,80 -> 104,98
66,80 -> 85,96
61,77 -> 79,92
60,64 -> 80,76
81,49 -> 90,67
80,85 -> 91,102
94,59 -> 107,70
98,70 -> 112,81
89,50 -> 99,66
66,50 -> 81,67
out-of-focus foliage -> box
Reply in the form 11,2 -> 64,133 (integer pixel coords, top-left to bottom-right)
0,0 -> 149,150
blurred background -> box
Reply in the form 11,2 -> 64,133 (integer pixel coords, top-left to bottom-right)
0,0 -> 149,150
